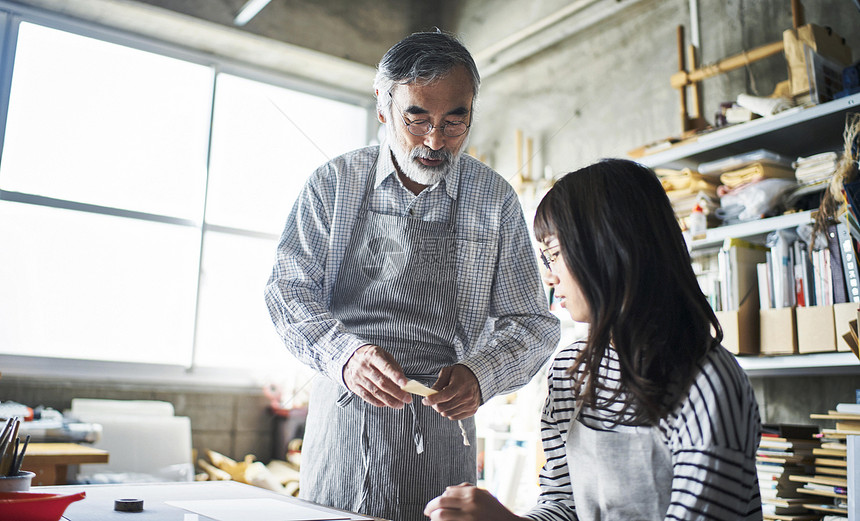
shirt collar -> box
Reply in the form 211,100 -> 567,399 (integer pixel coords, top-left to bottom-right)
375,136 -> 461,200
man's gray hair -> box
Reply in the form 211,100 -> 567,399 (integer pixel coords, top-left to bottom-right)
374,30 -> 480,115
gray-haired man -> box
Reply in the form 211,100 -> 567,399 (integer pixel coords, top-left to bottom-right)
265,31 -> 559,521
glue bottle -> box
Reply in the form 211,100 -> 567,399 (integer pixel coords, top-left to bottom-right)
689,203 -> 706,239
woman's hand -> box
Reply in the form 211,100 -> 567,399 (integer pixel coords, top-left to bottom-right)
424,483 -> 525,521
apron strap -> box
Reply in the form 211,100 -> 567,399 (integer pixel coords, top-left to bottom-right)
408,401 -> 425,454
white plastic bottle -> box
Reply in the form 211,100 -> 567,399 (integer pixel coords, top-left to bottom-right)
689,203 -> 707,239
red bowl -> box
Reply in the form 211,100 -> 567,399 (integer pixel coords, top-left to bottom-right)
0,491 -> 86,521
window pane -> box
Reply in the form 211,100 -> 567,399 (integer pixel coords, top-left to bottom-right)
193,230 -> 292,373
0,201 -> 199,365
206,74 -> 369,233
0,23 -> 213,219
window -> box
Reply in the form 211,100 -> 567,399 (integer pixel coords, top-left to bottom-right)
0,19 -> 371,382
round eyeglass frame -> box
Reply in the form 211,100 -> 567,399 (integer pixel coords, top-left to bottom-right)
388,92 -> 471,138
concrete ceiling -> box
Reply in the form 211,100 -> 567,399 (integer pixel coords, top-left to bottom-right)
8,0 -> 645,95
128,0 -> 456,67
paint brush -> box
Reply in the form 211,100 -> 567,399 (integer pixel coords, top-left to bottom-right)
11,434 -> 29,475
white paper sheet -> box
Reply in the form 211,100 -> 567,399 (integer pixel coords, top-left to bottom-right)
166,498 -> 369,521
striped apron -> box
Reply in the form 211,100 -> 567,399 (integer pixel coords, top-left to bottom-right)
300,152 -> 476,521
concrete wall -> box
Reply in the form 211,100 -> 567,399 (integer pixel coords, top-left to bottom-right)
456,0 -> 860,179
752,374 -> 860,428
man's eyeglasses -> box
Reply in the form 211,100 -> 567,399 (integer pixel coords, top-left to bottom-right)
539,245 -> 561,270
389,93 -> 471,138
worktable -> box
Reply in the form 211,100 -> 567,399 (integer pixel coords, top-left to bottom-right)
23,442 -> 109,485
36,480 -> 387,520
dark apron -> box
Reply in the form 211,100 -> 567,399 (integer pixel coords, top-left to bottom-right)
300,151 -> 476,521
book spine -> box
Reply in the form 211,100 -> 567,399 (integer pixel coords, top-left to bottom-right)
795,241 -> 807,307
836,220 -> 860,303
758,262 -> 772,309
821,248 -> 832,305
718,248 -> 730,311
828,223 -> 848,303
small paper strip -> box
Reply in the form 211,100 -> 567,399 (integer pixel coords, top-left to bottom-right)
401,380 -> 437,397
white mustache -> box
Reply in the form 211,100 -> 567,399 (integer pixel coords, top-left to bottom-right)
410,147 -> 451,163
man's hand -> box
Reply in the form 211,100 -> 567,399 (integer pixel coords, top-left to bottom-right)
422,364 -> 481,420
343,344 -> 411,408
424,483 -> 524,521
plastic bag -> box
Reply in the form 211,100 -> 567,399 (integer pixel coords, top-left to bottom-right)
716,178 -> 796,223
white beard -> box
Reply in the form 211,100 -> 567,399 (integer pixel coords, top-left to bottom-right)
387,125 -> 464,186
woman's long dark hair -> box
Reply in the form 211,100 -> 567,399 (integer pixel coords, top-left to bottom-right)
534,159 -> 722,425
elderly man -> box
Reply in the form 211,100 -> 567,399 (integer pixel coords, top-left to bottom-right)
265,30 -> 559,521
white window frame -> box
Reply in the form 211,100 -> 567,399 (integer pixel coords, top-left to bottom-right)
0,2 -> 377,388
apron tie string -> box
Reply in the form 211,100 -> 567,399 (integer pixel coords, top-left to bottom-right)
408,401 -> 425,454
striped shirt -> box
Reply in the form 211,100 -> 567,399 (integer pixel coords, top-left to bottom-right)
264,139 -> 560,401
525,342 -> 762,521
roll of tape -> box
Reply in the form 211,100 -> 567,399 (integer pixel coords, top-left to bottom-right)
114,498 -> 144,512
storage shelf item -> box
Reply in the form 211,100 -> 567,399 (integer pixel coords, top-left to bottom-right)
634,93 -> 860,375
637,92 -> 860,171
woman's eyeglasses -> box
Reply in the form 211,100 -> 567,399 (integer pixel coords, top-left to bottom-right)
539,245 -> 561,270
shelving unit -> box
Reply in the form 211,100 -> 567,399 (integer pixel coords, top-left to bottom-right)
634,92 -> 860,375
737,352 -> 859,376
689,210 -> 814,249
638,92 -> 860,171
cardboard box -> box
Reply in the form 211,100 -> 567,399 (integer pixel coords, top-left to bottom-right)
834,302 -> 859,352
760,307 -> 797,355
796,305 -> 837,353
783,24 -> 853,97
716,306 -> 759,355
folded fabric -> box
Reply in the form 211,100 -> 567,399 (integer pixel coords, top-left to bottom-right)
719,162 -> 796,188
666,185 -> 718,204
795,163 -> 837,183
793,151 -> 838,183
736,93 -> 793,117
793,151 -> 838,167
656,168 -> 720,192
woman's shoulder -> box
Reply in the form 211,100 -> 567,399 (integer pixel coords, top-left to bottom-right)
663,344 -> 760,449
694,344 -> 752,395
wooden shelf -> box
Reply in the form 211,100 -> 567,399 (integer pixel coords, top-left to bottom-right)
637,92 -> 860,170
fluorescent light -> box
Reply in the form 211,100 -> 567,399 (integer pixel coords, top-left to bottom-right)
233,0 -> 271,26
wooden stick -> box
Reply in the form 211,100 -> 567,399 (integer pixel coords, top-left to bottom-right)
671,40 -> 785,88
525,137 -> 533,181
687,43 -> 702,120
677,25 -> 690,132
791,0 -> 804,29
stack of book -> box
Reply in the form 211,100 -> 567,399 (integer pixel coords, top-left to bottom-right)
790,404 -> 860,519
758,424 -> 821,520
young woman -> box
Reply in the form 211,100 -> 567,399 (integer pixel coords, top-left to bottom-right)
425,159 -> 762,520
